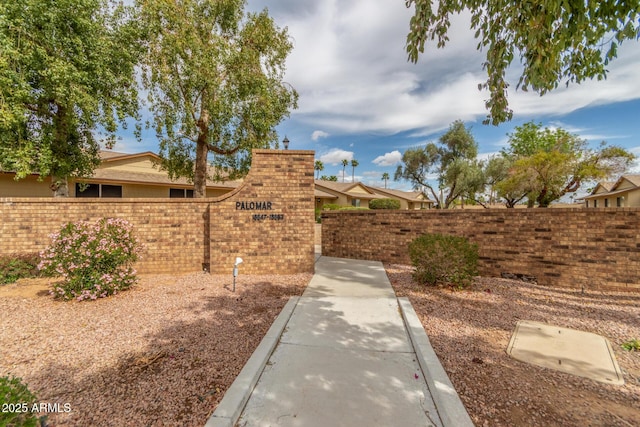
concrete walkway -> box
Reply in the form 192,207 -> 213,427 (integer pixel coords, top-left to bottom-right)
206,256 -> 473,427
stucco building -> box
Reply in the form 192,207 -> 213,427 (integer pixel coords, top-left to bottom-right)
313,180 -> 434,210
583,175 -> 640,208
0,151 -> 239,198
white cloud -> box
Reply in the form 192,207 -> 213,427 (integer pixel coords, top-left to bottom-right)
251,0 -> 640,137
319,148 -> 354,165
311,130 -> 329,141
627,146 -> 640,173
372,150 -> 402,166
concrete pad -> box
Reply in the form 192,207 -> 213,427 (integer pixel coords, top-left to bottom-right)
281,297 -> 413,352
507,320 -> 624,385
237,343 -> 442,427
305,257 -> 396,298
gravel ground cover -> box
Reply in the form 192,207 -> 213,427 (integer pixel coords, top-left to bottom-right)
3,263 -> 639,427
0,272 -> 311,426
387,263 -> 640,427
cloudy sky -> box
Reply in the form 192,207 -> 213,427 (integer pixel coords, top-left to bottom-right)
124,0 -> 640,191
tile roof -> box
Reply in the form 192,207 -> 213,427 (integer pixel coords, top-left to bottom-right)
586,174 -> 640,199
365,185 -> 434,203
621,174 -> 640,187
85,168 -> 239,188
94,150 -> 240,188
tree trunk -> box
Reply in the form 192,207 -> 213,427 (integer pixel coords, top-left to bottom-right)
51,176 -> 69,197
194,139 -> 208,198
51,103 -> 70,197
194,106 -> 210,199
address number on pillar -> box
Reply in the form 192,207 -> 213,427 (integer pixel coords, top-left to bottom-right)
253,214 -> 285,222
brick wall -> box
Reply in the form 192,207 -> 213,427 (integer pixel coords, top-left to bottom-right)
207,149 -> 315,274
1,198 -> 210,273
321,209 -> 640,292
0,150 -> 315,275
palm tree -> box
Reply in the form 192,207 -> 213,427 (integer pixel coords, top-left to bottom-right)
341,159 -> 348,182
381,172 -> 390,188
314,160 -> 324,179
351,159 -> 359,182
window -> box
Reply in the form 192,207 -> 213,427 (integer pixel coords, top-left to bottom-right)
617,197 -> 623,207
351,198 -> 361,207
604,198 -> 609,207
101,185 -> 122,198
170,188 -> 194,198
75,183 -> 122,198
76,183 -> 100,198
594,199 -> 598,208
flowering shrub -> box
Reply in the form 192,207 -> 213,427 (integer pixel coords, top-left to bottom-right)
39,218 -> 142,301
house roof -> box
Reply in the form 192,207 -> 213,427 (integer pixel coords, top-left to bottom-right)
99,150 -> 162,162
89,150 -> 241,189
584,174 -> 640,199
314,187 -> 338,199
619,174 -> 640,187
314,180 -> 380,200
84,168 -> 239,189
590,181 -> 616,194
365,185 -> 434,203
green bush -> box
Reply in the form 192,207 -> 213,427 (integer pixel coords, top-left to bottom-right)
321,203 -> 342,211
369,198 -> 401,209
38,218 -> 142,301
408,233 -> 478,289
0,375 -> 40,427
320,203 -> 369,212
0,254 -> 41,285
622,338 -> 640,352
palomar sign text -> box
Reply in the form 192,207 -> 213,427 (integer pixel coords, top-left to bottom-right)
236,201 -> 273,210
235,201 -> 284,222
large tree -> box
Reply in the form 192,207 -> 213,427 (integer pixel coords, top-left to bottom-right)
314,160 -> 324,179
0,0 -> 141,196
350,159 -> 359,183
138,0 -> 298,197
394,120 -> 482,208
500,122 -> 635,207
381,172 -> 390,188
405,1 -> 640,125
341,159 -> 348,182
485,155 -> 528,208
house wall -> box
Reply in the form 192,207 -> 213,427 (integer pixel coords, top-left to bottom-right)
0,150 -> 315,276
628,190 -> 640,207
587,190 -> 640,208
616,179 -> 635,191
120,184 -> 170,198
322,209 -> 640,292
0,173 -> 235,199
206,188 -> 234,198
0,174 -> 52,197
334,194 -> 349,206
